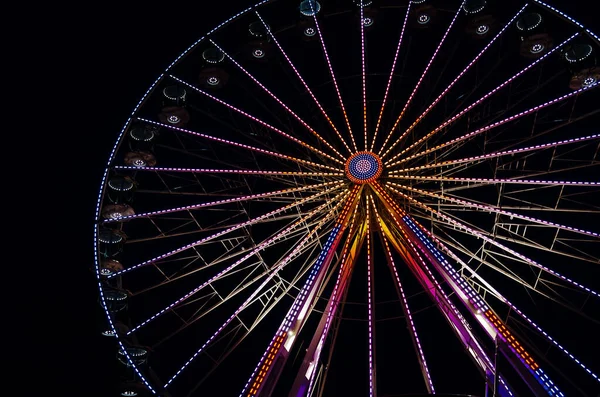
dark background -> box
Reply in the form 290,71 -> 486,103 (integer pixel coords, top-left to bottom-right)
50,1 -> 599,396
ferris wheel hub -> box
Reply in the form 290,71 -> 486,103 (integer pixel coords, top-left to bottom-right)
345,151 -> 382,184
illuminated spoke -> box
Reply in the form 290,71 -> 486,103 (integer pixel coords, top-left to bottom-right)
360,2 -> 368,150
109,184 -> 344,278
386,184 -> 600,298
210,40 -> 346,161
309,1 -> 358,151
137,118 -> 341,172
390,133 -> 600,174
370,1 -> 412,152
387,174 -> 598,186
378,0 -> 467,157
384,32 -> 580,165
365,196 -> 375,397
389,183 -> 599,238
171,75 -> 345,165
104,180 -> 340,223
165,199 -> 343,386
387,83 -> 598,168
114,165 -> 343,178
380,5 -> 528,158
255,12 -> 352,154
239,185 -> 362,397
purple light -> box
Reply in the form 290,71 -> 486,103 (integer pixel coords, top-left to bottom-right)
370,0 -> 412,151
385,32 -> 581,166
381,4 -> 527,158
209,39 -> 345,161
171,75 -> 345,165
379,0 -> 467,157
255,11 -> 352,154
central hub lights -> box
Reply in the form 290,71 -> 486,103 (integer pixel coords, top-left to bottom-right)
345,151 -> 382,184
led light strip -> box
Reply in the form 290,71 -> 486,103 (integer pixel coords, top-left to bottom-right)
209,39 -> 346,161
105,180 -> 340,223
240,185 -> 361,396
164,195 -> 347,386
370,0 -> 412,151
171,75 -> 345,165
385,32 -> 580,166
114,165 -> 343,177
380,4 -> 528,158
309,0 -> 358,151
94,2 -> 271,392
379,0 -> 468,157
388,174 -> 598,186
128,190 -> 348,336
360,1 -> 368,150
136,118 -> 342,172
389,183 -> 599,237
387,82 -> 598,167
255,11 -> 352,154
109,183 -> 343,278
390,133 -> 600,174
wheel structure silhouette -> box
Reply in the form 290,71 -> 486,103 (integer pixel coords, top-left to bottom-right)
93,1 -> 600,396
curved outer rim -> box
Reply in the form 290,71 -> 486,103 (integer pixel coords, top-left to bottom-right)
92,0 -> 600,393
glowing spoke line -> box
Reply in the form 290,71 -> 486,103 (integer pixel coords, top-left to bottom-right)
360,2 -> 368,150
389,183 -> 599,238
108,183 -> 344,278
532,0 -> 600,43
501,297 -> 600,383
104,180 -> 340,223
370,1 -> 412,152
164,195 -> 347,386
170,75 -> 345,165
390,133 -> 600,174
309,0 -> 358,152
304,204 -> 361,397
388,174 -> 598,186
365,196 -> 375,397
386,184 -> 600,298
378,0 -> 467,157
128,190 -> 348,337
137,118 -> 342,172
209,40 -> 346,161
371,198 -> 435,393
387,83 -> 598,168
115,165 -> 343,178
255,12 -> 352,154
239,185 -> 362,397
384,32 -> 580,165
380,4 -> 528,158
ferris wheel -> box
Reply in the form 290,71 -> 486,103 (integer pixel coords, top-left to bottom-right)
93,0 -> 600,396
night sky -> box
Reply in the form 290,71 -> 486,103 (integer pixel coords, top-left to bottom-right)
59,1 -> 600,396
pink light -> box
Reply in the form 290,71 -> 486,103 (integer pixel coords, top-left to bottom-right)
387,174 -> 598,186
114,165 -> 343,178
138,117 -> 341,172
389,183 -> 599,237
390,134 -> 600,174
164,196 -> 345,386
378,0 -> 467,157
170,75 -> 345,165
360,3 -> 368,151
109,184 -> 343,278
255,11 -> 352,154
379,4 -> 527,159
372,200 -> 435,393
209,39 -> 346,161
365,198 -> 375,397
388,82 -> 598,167
370,1 -> 412,152
310,3 -> 358,151
385,32 -> 581,166
104,180 -> 340,223
386,184 -> 600,299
